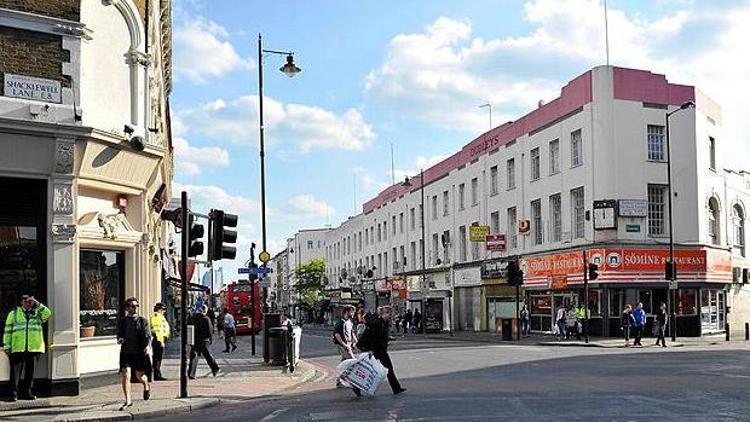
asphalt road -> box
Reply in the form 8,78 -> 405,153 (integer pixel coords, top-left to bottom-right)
152,329 -> 750,421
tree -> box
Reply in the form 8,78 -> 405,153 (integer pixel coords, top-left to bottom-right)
292,258 -> 326,311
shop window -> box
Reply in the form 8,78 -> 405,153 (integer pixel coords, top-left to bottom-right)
609,289 -> 623,317
638,289 -> 653,314
530,295 -> 552,315
580,290 -> 601,316
80,249 -> 125,338
676,289 -> 697,316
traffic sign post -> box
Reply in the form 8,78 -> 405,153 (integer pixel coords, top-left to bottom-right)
238,267 -> 272,275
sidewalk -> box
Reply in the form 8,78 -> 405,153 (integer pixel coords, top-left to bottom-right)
0,339 -> 320,421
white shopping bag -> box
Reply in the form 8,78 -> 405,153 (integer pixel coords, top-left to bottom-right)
336,353 -> 388,396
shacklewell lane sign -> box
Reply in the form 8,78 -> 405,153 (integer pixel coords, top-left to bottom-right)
3,73 -> 62,103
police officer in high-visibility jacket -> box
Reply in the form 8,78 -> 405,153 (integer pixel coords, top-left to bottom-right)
149,303 -> 170,381
3,294 -> 52,401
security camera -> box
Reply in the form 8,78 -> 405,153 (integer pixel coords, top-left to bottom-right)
123,124 -> 135,135
129,135 -> 145,151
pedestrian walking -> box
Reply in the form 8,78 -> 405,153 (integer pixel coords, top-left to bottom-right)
520,304 -> 531,337
188,305 -> 220,379
655,302 -> 668,347
333,306 -> 360,395
149,303 -> 170,381
116,297 -> 151,410
355,307 -> 368,338
564,305 -> 579,340
206,306 -> 216,334
575,303 -> 586,336
216,308 -> 225,339
222,308 -> 237,353
632,302 -> 647,347
368,306 -> 406,395
555,306 -> 566,339
414,309 -> 422,333
394,312 -> 402,334
403,309 -> 412,334
3,294 -> 52,401
621,304 -> 636,347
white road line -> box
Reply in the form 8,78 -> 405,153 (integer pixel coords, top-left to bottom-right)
260,408 -> 288,421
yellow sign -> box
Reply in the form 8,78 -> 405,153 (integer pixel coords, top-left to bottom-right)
259,251 -> 271,263
469,225 -> 490,242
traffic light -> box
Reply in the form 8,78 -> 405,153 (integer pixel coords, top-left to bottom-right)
208,209 -> 238,261
507,260 -> 524,286
588,263 -> 599,280
187,214 -> 204,257
664,260 -> 676,280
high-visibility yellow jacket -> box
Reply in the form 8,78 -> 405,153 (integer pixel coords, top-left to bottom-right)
150,312 -> 170,343
3,304 -> 52,354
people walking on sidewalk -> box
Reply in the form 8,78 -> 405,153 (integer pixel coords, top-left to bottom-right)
520,304 -> 531,337
369,306 -> 406,395
117,297 -> 151,410
222,308 -> 237,353
394,311 -> 402,334
403,309 -> 412,334
149,303 -> 170,381
333,306 -> 358,391
564,304 -> 579,340
655,302 -> 668,347
632,302 -> 646,347
575,303 -> 586,336
3,294 -> 52,402
621,304 -> 636,347
555,306 -> 566,339
355,307 -> 368,338
414,309 -> 422,333
188,305 -> 220,379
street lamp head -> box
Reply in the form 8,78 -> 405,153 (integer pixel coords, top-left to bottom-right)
680,100 -> 696,110
279,54 -> 301,77
401,176 -> 412,188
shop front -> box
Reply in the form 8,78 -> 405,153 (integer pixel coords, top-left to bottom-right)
406,271 -> 451,333
452,266 -> 481,331
479,260 -> 522,335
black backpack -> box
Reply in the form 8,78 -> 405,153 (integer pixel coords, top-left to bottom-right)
332,319 -> 345,345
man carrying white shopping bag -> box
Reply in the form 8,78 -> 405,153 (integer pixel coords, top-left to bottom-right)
356,305 -> 406,395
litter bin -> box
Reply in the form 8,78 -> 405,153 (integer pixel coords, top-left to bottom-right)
501,318 -> 513,341
267,327 -> 287,366
263,313 -> 281,363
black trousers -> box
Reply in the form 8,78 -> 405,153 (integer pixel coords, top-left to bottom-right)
224,328 -> 237,351
633,326 -> 644,345
189,340 -> 219,377
9,352 -> 36,397
152,338 -> 164,378
373,349 -> 402,393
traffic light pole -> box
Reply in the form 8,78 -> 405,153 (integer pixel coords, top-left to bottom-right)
583,249 -> 589,344
180,192 -> 189,399
515,282 -> 520,341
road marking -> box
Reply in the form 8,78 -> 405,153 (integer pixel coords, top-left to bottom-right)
260,408 -> 288,421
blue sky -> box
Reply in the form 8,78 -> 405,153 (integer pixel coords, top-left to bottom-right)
171,0 -> 750,281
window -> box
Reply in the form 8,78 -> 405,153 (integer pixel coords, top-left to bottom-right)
571,187 -> 585,239
399,213 -> 404,234
471,178 -> 479,206
392,216 -> 396,236
459,226 -> 467,262
432,233 -> 440,265
383,221 -> 388,240
442,230 -> 450,264
410,241 -> 416,270
648,184 -> 667,236
490,166 -> 498,195
733,204 -> 745,256
80,249 -> 125,338
709,137 -> 716,170
549,139 -> 560,174
384,252 -> 388,276
400,245 -> 406,268
507,158 -> 516,190
530,148 -> 540,181
410,208 -> 416,230
307,240 -> 314,249
419,239 -> 424,267
432,196 -> 438,220
392,247 -> 397,270
531,200 -> 542,245
550,193 -> 562,242
490,211 -> 500,234
471,222 -> 480,261
359,232 -> 363,251
443,190 -> 450,216
458,184 -> 465,210
377,223 -> 382,242
507,207 -> 517,249
647,125 -> 665,161
571,129 -> 583,167
708,197 -> 720,245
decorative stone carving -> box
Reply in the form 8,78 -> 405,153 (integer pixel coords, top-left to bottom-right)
53,24 -> 93,40
53,184 -> 73,215
127,48 -> 151,67
55,141 -> 74,174
51,224 -> 77,243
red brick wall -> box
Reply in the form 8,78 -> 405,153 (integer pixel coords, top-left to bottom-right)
0,0 -> 81,21
0,27 -> 70,89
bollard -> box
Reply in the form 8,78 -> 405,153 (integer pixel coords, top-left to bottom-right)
745,322 -> 749,341
725,323 -> 730,342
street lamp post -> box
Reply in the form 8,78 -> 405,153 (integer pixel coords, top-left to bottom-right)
257,33 -> 301,362
665,100 -> 696,343
403,170 -> 427,334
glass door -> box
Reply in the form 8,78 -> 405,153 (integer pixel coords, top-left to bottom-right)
700,289 -> 725,333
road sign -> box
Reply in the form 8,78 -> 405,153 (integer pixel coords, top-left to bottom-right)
238,267 -> 273,275
259,250 -> 271,263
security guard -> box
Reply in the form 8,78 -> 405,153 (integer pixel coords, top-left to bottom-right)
149,303 -> 170,381
3,294 -> 52,401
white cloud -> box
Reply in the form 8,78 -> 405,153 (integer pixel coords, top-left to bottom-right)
288,194 -> 335,219
177,95 -> 376,152
173,137 -> 230,176
174,17 -> 253,83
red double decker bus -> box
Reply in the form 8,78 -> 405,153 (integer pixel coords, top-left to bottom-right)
225,281 -> 262,334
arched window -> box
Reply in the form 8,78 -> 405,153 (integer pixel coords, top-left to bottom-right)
733,204 -> 745,256
708,198 -> 720,245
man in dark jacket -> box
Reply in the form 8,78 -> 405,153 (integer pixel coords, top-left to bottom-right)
117,297 -> 151,410
188,305 -> 220,378
369,306 -> 406,395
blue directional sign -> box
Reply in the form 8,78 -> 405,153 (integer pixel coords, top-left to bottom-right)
238,267 -> 273,275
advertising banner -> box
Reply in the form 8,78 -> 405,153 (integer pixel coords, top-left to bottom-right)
469,225 -> 491,242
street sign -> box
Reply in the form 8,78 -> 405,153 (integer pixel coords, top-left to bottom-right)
626,224 -> 641,233
486,234 -> 506,251
259,250 -> 271,263
469,225 -> 490,242
518,219 -> 530,235
238,267 -> 273,275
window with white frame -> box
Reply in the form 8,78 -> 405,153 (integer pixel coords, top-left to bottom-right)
399,213 -> 404,234
550,193 -> 562,242
733,204 -> 745,256
410,208 -> 415,230
571,187 -> 585,239
549,139 -> 560,175
432,233 -> 439,265
490,166 -> 498,195
647,125 -> 665,161
531,200 -> 542,245
458,183 -> 465,210
709,137 -> 716,170
459,225 -> 467,262
410,241 -> 417,269
471,178 -> 479,205
530,148 -> 540,181
432,196 -> 438,220
507,158 -> 516,190
708,197 -> 720,245
490,211 -> 500,234
571,129 -> 583,167
647,184 -> 667,236
392,215 -> 396,236
443,190 -> 450,216
384,221 -> 388,240
508,207 -> 517,249
378,223 -> 382,242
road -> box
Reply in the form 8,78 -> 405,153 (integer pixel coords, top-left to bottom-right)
152,329 -> 750,421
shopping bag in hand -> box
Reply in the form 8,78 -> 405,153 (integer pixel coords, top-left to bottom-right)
336,353 -> 387,396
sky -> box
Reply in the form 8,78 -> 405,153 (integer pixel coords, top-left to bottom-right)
171,0 -> 750,283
